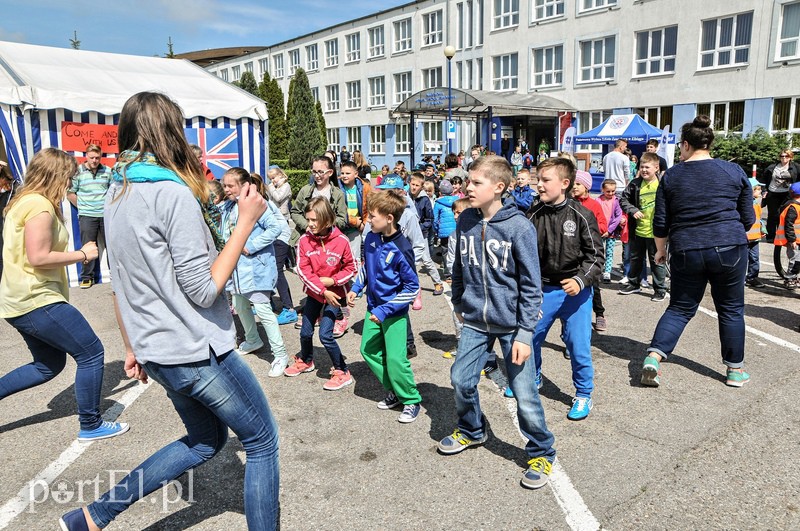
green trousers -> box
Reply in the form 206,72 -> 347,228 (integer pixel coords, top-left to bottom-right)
360,312 -> 422,405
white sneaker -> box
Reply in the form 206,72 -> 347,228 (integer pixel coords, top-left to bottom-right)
236,340 -> 264,355
269,357 -> 289,377
641,279 -> 651,289
602,272 -> 611,282
620,276 -> 630,285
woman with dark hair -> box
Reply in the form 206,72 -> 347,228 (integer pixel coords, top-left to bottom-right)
640,115 -> 754,389
58,92 -> 279,530
762,148 -> 800,242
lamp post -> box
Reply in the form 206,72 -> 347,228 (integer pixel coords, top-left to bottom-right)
444,45 -> 456,156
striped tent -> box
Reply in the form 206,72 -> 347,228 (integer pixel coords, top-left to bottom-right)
0,41 -> 268,285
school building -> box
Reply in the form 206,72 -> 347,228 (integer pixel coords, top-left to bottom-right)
200,0 -> 800,168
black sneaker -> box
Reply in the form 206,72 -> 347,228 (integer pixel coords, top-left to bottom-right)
747,278 -> 765,288
651,291 -> 668,302
618,284 -> 642,295
407,344 -> 418,359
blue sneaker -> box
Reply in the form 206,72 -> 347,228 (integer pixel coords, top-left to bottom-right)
78,421 -> 129,442
437,429 -> 488,455
277,308 -> 298,326
535,372 -> 543,390
521,457 -> 553,489
59,508 -> 89,531
567,397 -> 593,421
503,386 -> 514,398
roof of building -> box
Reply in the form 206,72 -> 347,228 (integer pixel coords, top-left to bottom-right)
174,46 -> 268,68
391,88 -> 575,119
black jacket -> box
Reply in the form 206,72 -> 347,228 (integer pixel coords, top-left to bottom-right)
762,161 -> 800,189
526,198 -> 603,289
619,177 -> 653,233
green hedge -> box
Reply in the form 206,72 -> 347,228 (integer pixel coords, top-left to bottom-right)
270,159 -> 289,168
284,170 -> 310,196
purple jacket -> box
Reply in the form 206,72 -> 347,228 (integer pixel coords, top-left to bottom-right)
599,195 -> 624,236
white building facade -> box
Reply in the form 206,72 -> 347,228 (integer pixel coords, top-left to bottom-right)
205,0 -> 800,168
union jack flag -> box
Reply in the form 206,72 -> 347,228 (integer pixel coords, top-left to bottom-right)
184,128 -> 240,179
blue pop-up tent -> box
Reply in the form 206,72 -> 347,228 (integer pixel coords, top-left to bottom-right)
575,114 -> 663,144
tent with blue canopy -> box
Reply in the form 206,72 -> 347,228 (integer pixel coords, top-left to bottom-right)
575,114 -> 663,144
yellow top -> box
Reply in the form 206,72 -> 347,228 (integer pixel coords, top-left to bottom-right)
0,194 -> 69,318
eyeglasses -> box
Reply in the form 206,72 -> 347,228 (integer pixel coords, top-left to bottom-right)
780,155 -> 791,158
311,169 -> 331,176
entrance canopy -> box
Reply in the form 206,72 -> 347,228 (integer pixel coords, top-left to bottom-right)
575,114 -> 662,144
391,88 -> 574,119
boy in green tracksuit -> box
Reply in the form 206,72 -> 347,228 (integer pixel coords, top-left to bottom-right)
348,191 -> 422,424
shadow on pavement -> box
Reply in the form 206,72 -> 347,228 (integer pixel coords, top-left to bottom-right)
0,360 -> 134,434
744,303 -> 800,331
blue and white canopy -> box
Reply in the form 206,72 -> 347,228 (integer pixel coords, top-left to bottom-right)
575,114 -> 663,144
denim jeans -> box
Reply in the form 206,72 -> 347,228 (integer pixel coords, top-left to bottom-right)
628,234 -> 668,293
746,241 -> 760,281
451,326 -> 556,460
648,244 -> 747,368
1,302 -> 104,431
622,241 -> 648,280
232,294 -> 288,362
300,297 -> 346,370
87,350 -> 279,529
78,215 -> 105,282
272,240 -> 294,310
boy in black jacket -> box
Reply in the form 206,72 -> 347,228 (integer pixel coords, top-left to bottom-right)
526,158 -> 603,421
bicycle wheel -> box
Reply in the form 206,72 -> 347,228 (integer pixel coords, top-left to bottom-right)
774,245 -> 789,279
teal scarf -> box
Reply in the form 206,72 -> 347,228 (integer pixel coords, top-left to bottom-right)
112,151 -> 225,251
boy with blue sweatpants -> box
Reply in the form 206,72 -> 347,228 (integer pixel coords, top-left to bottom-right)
526,157 -> 603,421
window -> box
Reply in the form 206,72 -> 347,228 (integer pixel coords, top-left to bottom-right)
244,62 -> 253,73
346,32 -> 361,63
456,61 -> 463,88
232,65 -> 241,81
699,12 -> 753,69
370,126 -> 386,154
493,0 -> 519,29
346,81 -> 361,109
369,76 -> 385,107
311,87 -> 319,103
477,0 -> 485,45
532,45 -> 564,88
458,3 -> 465,49
325,39 -> 339,67
326,84 -> 340,112
578,35 -> 615,83
423,10 -> 443,46
532,0 -> 564,22
696,101 -> 746,133
289,49 -> 301,75
635,26 -> 678,76
348,126 -> 362,151
477,58 -> 484,89
220,69 -> 229,82
772,97 -> 800,136
637,106 -> 673,129
327,128 -> 340,152
492,53 -> 518,90
273,55 -> 284,78
578,110 -> 612,151
368,26 -> 385,58
394,18 -> 413,53
423,67 -> 443,89
467,60 -> 474,89
396,123 -> 410,153
258,58 -> 269,77
778,2 -> 800,60
394,72 -> 412,104
306,44 -> 319,71
423,121 -> 443,153
579,0 -> 616,13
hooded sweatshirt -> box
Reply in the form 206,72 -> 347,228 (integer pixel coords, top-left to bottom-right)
434,194 -> 459,238
297,226 -> 356,303
451,202 -> 542,346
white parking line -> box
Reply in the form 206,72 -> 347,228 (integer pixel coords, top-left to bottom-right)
697,306 -> 800,353
441,286 -> 600,531
0,382 -> 149,529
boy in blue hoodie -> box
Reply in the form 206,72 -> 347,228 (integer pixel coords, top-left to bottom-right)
439,155 -> 556,490
348,191 -> 422,423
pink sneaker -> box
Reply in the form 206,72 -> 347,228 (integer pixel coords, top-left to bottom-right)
283,357 -> 315,377
332,316 -> 348,338
412,291 -> 423,311
323,369 -> 353,391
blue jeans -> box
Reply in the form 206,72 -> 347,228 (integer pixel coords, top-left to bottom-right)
300,296 -> 346,371
533,286 -> 594,398
87,350 -> 279,529
451,326 -> 556,460
1,302 -> 104,431
648,244 -> 747,368
746,241 -> 760,281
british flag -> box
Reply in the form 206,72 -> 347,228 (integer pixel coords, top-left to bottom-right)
184,128 -> 240,179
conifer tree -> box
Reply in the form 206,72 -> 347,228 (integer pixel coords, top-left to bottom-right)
259,73 -> 288,160
288,69 -> 324,169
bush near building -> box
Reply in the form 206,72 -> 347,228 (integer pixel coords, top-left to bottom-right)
711,128 -> 794,177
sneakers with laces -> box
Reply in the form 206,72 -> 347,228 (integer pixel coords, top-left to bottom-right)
235,339 -> 264,355
277,308 -> 298,325
397,403 -> 421,423
593,315 -> 608,332
620,276 -> 630,285
481,360 -> 498,376
323,369 -> 353,390
437,429 -> 488,455
268,357 -> 289,378
567,397 -> 593,421
284,357 -> 315,377
725,368 -> 750,387
641,279 -> 651,289
433,283 -> 444,296
377,392 -> 402,410
412,291 -> 423,310
641,354 -> 661,387
602,272 -> 611,282
521,457 -> 553,489
536,372 -> 543,390
503,386 -> 514,398
442,350 -> 455,359
78,421 -> 130,442
406,344 -> 418,359
619,284 -> 642,295
79,279 -> 93,289
332,316 -> 348,338
651,291 -> 668,302
746,278 -> 765,288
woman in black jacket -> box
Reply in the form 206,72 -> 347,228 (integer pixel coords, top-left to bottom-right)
762,149 -> 800,241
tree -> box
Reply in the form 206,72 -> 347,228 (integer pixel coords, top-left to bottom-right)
236,71 -> 259,97
69,30 -> 80,50
165,36 -> 175,59
315,100 -> 328,152
285,76 -> 297,138
288,68 -> 325,170
711,128 -> 790,176
259,73 -> 288,160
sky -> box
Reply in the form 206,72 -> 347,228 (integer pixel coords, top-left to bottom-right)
0,0 -> 412,57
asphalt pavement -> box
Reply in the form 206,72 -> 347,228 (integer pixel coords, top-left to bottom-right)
0,241 -> 798,530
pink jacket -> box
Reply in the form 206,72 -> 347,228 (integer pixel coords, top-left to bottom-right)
297,227 -> 356,303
